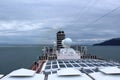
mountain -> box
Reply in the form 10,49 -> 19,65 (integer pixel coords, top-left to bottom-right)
94,38 -> 120,46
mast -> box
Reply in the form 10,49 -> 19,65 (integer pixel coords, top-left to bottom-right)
56,31 -> 65,51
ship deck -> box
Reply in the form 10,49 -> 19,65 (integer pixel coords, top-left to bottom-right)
42,59 -> 120,75
1,59 -> 120,80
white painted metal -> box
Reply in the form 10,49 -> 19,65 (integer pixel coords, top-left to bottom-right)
57,68 -> 82,76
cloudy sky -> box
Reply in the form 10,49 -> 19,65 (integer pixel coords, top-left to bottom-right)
0,0 -> 120,44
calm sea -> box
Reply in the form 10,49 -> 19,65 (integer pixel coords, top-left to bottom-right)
0,45 -> 120,75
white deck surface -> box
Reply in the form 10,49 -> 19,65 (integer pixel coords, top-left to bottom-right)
0,74 -> 4,79
1,68 -> 44,80
9,68 -> 35,77
1,74 -> 44,80
89,72 -> 120,80
48,74 -> 92,80
99,67 -> 120,74
57,68 -> 82,76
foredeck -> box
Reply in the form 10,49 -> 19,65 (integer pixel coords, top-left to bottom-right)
1,59 -> 120,80
42,59 -> 120,80
42,59 -> 120,75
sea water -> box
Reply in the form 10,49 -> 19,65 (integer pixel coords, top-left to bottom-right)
0,45 -> 120,75
0,45 -> 43,75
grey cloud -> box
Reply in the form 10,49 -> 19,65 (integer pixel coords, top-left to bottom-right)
0,0 -> 120,44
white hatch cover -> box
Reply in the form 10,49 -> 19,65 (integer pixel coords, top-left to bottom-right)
57,68 -> 82,76
9,68 -> 36,77
48,74 -> 92,80
1,74 -> 44,80
99,67 -> 120,75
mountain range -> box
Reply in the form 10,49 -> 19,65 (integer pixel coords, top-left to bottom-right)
94,38 -> 120,46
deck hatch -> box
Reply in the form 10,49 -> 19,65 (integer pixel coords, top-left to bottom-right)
43,59 -> 120,75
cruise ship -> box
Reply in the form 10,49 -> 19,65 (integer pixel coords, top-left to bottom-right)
0,30 -> 120,80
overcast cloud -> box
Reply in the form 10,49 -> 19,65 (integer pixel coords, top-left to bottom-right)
0,0 -> 120,44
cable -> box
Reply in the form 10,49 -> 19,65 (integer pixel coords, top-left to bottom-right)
74,0 -> 98,23
85,6 -> 120,27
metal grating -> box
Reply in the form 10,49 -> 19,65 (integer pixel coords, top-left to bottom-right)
43,59 -> 120,75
